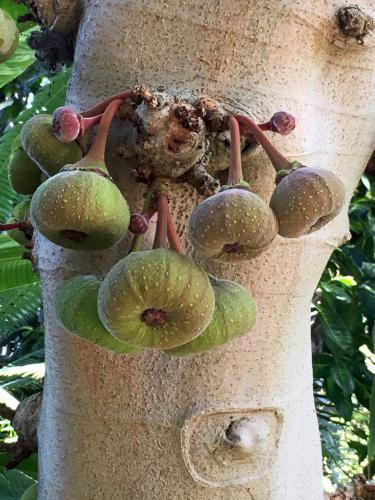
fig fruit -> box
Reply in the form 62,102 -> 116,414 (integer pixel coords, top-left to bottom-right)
98,248 -> 215,349
167,277 -> 256,356
21,114 -> 83,176
0,9 -> 19,63
20,483 -> 37,500
189,188 -> 277,261
235,114 -> 345,238
270,166 -> 345,237
189,117 -> 277,262
8,144 -> 41,195
30,100 -> 130,250
55,275 -> 142,355
6,200 -> 33,246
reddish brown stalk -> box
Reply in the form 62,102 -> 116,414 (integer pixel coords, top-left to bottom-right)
235,114 -> 291,172
166,207 -> 184,254
80,91 -> 133,118
153,193 -> 169,249
227,117 -> 243,185
86,99 -> 123,162
79,114 -> 102,136
0,222 -> 23,231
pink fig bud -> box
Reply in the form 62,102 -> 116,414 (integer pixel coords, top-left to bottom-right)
129,213 -> 149,234
269,111 -> 296,135
52,107 -> 81,143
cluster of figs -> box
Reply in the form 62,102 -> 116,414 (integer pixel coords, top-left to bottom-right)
2,89 -> 345,357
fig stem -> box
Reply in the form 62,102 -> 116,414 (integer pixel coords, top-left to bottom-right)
153,193 -> 168,249
166,206 -> 184,254
0,222 -> 23,231
79,114 -> 102,136
81,91 -> 133,118
235,114 -> 291,172
227,117 -> 243,185
85,99 -> 123,163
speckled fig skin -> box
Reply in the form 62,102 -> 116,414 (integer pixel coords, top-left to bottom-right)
30,169 -> 130,251
8,146 -> 41,195
189,188 -> 278,262
98,248 -> 215,349
7,200 -> 32,246
0,9 -> 19,63
55,275 -> 142,355
21,114 -> 83,176
167,276 -> 257,356
270,166 -> 345,238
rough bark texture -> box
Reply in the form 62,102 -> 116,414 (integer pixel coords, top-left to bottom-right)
36,1 -> 375,499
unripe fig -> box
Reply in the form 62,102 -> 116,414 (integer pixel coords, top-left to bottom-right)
259,111 -> 296,136
21,114 -> 83,176
52,107 -> 102,143
98,248 -> 215,349
129,213 -> 149,234
55,275 -> 142,355
189,117 -> 277,262
167,277 -> 257,356
270,166 -> 345,237
30,100 -> 130,251
0,9 -> 19,63
235,114 -> 345,237
6,200 -> 33,246
8,145 -> 41,195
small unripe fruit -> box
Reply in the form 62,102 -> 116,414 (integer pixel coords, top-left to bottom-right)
8,146 -> 41,195
20,483 -> 37,500
268,111 -> 296,135
52,107 -> 81,143
129,213 -> 149,234
0,9 -> 19,63
6,200 -> 33,246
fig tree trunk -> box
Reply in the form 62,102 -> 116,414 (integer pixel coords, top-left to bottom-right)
35,1 -> 375,498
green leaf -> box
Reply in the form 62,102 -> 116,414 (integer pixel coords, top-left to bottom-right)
0,260 -> 38,293
331,361 -> 355,397
368,376 -> 375,461
0,467 -> 35,500
362,262 -> 375,279
358,285 -> 375,319
316,293 -> 353,354
0,283 -> 42,337
0,363 -> 44,398
0,28 -> 37,90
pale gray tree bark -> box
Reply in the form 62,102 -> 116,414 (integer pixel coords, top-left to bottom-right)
32,1 -> 375,498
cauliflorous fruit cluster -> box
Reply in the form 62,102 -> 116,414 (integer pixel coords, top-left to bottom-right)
2,88 -> 345,357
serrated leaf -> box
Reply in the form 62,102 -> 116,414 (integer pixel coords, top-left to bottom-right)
0,28 -> 37,90
0,467 -> 35,500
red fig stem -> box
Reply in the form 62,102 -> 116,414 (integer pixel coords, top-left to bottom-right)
81,91 -> 133,118
130,188 -> 155,253
0,222 -> 23,231
235,114 -> 291,172
80,114 -> 102,136
153,193 -> 168,249
227,117 -> 243,185
166,207 -> 184,254
86,99 -> 123,162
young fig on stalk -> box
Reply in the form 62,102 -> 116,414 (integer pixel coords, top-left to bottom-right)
5,200 -> 33,246
189,117 -> 278,262
235,114 -> 345,238
21,114 -> 83,176
8,140 -> 41,195
167,276 -> 256,356
0,9 -> 19,63
52,107 -> 102,143
29,100 -> 130,251
55,275 -> 142,355
98,194 -> 215,349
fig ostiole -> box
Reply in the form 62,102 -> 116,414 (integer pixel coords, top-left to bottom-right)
29,100 -> 130,251
20,114 -> 83,176
189,117 -> 277,262
235,114 -> 345,238
55,275 -> 142,355
167,276 -> 257,357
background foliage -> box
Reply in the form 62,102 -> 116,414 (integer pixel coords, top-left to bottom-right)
0,0 -> 374,496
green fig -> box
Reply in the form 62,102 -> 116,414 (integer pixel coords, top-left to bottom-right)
189,188 -> 278,262
8,145 -> 41,195
0,9 -> 19,63
270,166 -> 345,237
29,100 -> 130,251
98,248 -> 215,349
167,276 -> 256,356
55,275 -> 142,355
6,200 -> 32,246
21,114 -> 83,176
